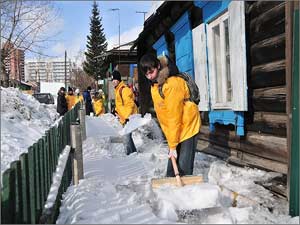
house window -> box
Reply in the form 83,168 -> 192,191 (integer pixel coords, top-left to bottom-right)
208,12 -> 233,109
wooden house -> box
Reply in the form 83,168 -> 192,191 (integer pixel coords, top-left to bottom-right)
134,1 -> 299,215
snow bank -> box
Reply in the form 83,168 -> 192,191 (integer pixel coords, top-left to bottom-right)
1,87 -> 58,174
44,146 -> 71,209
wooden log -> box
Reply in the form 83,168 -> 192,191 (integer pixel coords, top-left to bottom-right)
246,112 -> 287,137
197,139 -> 230,159
197,135 -> 288,174
198,125 -> 288,163
252,86 -> 286,112
250,3 -> 285,44
247,1 -> 283,19
241,132 -> 287,163
250,33 -> 285,66
228,153 -> 287,174
253,85 -> 286,97
250,59 -> 286,89
253,112 -> 287,125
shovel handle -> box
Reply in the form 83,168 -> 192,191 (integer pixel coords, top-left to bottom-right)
170,156 -> 183,187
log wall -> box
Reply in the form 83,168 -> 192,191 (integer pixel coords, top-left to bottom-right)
198,1 -> 288,174
246,1 -> 286,137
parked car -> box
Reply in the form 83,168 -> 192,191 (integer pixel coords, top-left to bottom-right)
33,93 -> 55,104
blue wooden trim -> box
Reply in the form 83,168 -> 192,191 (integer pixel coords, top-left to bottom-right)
170,12 -> 195,78
202,0 -> 231,23
193,1 -> 209,8
170,12 -> 189,34
129,64 -> 137,77
152,35 -> 168,56
209,111 -> 244,136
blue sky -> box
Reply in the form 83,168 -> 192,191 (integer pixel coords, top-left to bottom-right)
32,1 -> 155,62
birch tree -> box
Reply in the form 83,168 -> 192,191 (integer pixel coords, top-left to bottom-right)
0,0 -> 61,87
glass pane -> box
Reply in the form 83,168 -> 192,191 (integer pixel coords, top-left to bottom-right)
213,25 -> 222,103
224,19 -> 232,102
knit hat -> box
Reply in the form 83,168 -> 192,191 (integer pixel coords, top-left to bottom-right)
75,88 -> 80,94
60,87 -> 66,92
111,70 -> 121,81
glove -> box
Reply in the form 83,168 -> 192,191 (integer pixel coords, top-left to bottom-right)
111,108 -> 117,116
168,149 -> 177,159
124,118 -> 129,125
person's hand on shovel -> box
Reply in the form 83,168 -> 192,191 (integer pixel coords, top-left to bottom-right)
168,149 -> 183,187
168,149 -> 177,159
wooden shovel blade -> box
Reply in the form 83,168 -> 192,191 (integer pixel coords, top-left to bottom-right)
151,175 -> 203,189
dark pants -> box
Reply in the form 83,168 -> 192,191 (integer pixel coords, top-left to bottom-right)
166,134 -> 197,177
124,133 -> 137,155
85,102 -> 93,115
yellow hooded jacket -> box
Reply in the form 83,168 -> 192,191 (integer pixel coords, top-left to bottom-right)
93,97 -> 105,116
115,81 -> 138,125
65,94 -> 76,110
75,95 -> 84,104
150,56 -> 201,150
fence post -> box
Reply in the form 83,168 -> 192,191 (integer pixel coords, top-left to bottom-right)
28,147 -> 36,224
10,161 -> 23,223
70,122 -> 84,185
78,109 -> 86,141
1,168 -> 15,224
19,153 -> 30,224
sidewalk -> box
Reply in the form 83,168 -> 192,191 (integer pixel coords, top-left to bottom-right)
56,114 -> 297,224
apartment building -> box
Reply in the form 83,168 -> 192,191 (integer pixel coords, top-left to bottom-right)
25,59 -> 71,84
2,42 -> 25,83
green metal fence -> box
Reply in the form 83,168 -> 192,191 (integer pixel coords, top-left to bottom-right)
290,8 -> 299,217
1,103 -> 81,224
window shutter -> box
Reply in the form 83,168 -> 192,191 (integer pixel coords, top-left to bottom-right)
229,1 -> 248,111
192,23 -> 210,111
207,23 -> 217,109
152,35 -> 168,57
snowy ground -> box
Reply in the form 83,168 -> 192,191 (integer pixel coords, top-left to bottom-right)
1,87 -> 298,224
1,87 -> 59,174
56,114 -> 298,224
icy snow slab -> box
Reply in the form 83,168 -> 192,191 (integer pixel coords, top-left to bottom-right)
119,113 -> 152,136
154,183 -> 221,210
86,116 -> 121,138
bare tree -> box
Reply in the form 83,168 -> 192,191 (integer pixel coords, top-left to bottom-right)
70,65 -> 96,92
0,0 -> 61,87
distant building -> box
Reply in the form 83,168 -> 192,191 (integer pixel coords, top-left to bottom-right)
25,59 -> 71,84
2,41 -> 25,84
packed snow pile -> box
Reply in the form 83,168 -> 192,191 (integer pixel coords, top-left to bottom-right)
56,116 -> 299,224
119,113 -> 152,136
1,87 -> 59,174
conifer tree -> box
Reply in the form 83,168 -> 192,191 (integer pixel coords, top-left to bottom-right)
83,1 -> 107,80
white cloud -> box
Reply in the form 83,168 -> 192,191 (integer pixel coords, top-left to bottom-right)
50,36 -> 86,66
145,1 -> 164,20
107,25 -> 143,50
51,42 -> 66,56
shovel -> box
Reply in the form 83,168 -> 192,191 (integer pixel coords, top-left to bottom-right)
151,155 -> 203,189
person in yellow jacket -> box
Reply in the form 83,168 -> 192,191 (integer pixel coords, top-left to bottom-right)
65,87 -> 76,110
139,54 -> 201,177
111,70 -> 138,155
92,91 -> 105,116
74,88 -> 84,105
